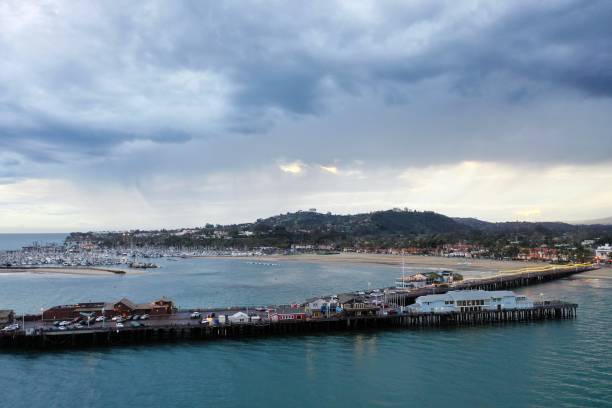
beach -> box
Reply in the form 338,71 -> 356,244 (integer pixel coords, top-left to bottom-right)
0,267 -> 128,276
224,253 -> 542,273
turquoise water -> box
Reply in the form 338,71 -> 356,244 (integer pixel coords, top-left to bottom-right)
1,257 -> 611,407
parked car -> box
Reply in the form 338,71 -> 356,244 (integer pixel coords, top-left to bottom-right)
131,315 -> 140,321
130,322 -> 144,328
190,312 -> 202,319
139,314 -> 149,320
200,319 -> 209,326
116,323 -> 124,328
95,316 -> 106,322
2,324 -> 19,332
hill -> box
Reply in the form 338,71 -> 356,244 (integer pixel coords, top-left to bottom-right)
571,216 -> 612,225
66,209 -> 612,250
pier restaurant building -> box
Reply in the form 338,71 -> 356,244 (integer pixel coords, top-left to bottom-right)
409,290 -> 533,313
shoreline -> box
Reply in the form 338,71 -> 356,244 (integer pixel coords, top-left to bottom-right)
0,266 -> 128,276
190,253 -> 548,272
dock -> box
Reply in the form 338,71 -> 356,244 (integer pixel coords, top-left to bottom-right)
0,263 -> 592,350
0,302 -> 577,350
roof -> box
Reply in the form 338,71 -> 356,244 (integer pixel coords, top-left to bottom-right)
338,294 -> 364,304
416,290 -> 518,303
275,305 -> 306,314
396,273 -> 427,282
115,298 -> 138,310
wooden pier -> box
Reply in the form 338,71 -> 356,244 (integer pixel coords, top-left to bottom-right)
0,302 -> 577,350
0,263 -> 590,350
386,263 -> 595,307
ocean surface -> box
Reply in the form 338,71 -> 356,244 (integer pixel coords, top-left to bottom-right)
0,233 -> 68,251
1,254 -> 611,407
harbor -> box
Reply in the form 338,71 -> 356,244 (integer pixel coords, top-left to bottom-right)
0,263 -> 593,350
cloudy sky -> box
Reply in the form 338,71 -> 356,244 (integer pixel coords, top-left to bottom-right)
1,0 -> 611,231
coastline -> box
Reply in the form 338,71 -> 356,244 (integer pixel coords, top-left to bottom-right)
191,253 -> 544,272
0,266 -> 129,276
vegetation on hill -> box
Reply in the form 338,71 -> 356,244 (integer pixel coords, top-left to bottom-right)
66,209 -> 612,255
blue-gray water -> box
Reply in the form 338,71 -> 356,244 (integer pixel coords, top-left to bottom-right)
0,233 -> 68,251
1,257 -> 611,407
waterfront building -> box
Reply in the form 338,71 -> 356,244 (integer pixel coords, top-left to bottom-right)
271,305 -> 307,321
395,271 -> 459,289
228,311 -> 249,324
595,244 -> 612,261
43,298 -> 175,320
409,290 -> 534,313
337,294 -> 379,317
305,298 -> 330,317
0,310 -> 15,325
395,273 -> 428,289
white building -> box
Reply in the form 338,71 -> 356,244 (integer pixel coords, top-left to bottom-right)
228,311 -> 250,324
409,290 -> 533,314
395,273 -> 428,289
306,298 -> 328,311
595,244 -> 612,260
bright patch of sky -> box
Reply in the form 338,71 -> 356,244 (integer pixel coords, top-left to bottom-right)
1,1 -> 611,231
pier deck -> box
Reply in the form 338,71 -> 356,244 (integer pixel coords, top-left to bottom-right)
0,263 -> 592,350
0,302 -> 577,350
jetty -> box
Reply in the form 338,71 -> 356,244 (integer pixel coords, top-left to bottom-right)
0,301 -> 577,350
0,263 -> 594,350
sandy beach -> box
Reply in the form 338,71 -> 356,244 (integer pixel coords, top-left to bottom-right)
200,253 -> 544,273
0,267 -> 129,276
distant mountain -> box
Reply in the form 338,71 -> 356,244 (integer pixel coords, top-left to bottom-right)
571,216 -> 612,225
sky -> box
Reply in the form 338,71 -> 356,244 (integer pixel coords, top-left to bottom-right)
1,0 -> 611,232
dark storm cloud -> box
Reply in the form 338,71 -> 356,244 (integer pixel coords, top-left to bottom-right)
1,0 -> 612,168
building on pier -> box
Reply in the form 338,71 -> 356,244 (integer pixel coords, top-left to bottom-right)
395,273 -> 428,289
409,290 -> 533,313
595,244 -> 612,262
0,310 -> 15,325
43,298 -> 175,320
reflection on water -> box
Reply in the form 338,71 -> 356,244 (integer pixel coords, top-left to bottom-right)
0,259 -> 611,408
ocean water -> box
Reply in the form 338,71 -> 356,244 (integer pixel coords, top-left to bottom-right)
0,233 -> 68,251
0,258 -> 610,408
